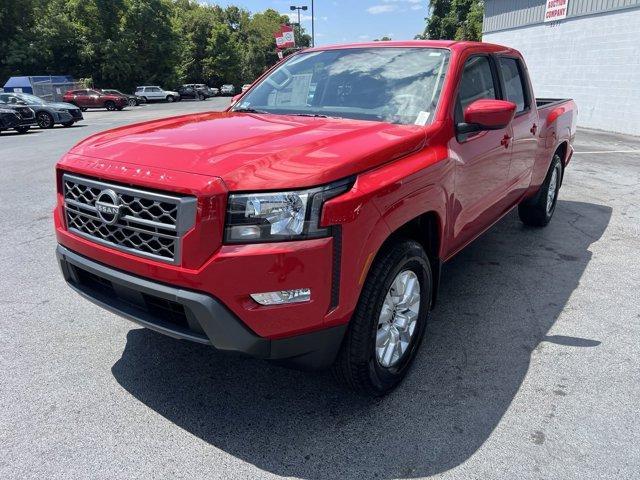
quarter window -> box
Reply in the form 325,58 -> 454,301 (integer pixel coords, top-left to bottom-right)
499,57 -> 527,112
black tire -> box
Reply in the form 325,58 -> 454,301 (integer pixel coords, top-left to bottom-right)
37,111 -> 54,129
105,101 -> 116,111
15,126 -> 30,134
80,107 -> 88,112
141,96 -> 148,103
116,106 -> 124,111
166,95 -> 175,103
332,239 -> 432,396
518,153 -> 563,227
61,121 -> 74,127
197,93 -> 205,101
128,98 -> 137,107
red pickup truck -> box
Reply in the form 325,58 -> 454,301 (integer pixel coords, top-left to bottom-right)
55,41 -> 576,395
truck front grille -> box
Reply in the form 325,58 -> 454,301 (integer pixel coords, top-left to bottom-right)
63,174 -> 197,264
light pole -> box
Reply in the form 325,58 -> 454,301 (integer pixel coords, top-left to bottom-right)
289,5 -> 308,43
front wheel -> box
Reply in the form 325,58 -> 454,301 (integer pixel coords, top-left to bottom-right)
105,101 -> 116,111
332,239 -> 432,396
518,154 -> 562,227
128,98 -> 137,107
166,95 -> 175,103
80,107 -> 88,112
37,112 -> 54,129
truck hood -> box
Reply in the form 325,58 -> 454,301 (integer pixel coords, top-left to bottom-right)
68,111 -> 427,190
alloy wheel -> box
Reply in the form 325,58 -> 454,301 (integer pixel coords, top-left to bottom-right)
376,270 -> 421,368
546,168 -> 558,214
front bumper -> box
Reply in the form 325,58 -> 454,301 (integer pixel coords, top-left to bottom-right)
57,244 -> 346,369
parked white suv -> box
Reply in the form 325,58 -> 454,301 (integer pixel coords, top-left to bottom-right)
135,86 -> 181,103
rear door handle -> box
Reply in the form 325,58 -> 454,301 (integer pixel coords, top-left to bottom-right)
500,134 -> 511,148
530,123 -> 537,135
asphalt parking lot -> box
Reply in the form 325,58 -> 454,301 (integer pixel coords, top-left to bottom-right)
1,99 -> 639,479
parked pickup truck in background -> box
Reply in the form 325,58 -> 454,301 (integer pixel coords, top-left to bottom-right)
55,41 -> 576,395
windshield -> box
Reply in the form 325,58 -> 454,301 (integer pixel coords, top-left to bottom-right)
234,47 -> 450,125
0,93 -> 46,105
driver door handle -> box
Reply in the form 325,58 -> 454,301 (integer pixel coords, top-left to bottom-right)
530,123 -> 537,135
500,134 -> 511,148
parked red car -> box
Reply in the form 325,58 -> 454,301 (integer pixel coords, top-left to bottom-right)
55,41 -> 576,395
62,89 -> 128,111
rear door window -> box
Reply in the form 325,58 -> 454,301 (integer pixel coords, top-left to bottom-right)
498,57 -> 528,113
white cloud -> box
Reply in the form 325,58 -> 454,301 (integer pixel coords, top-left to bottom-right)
410,4 -> 423,10
367,5 -> 396,14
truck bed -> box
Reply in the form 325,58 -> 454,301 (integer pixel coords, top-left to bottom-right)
536,98 -> 572,110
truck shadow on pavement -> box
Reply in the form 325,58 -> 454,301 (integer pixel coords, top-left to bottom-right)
112,199 -> 611,479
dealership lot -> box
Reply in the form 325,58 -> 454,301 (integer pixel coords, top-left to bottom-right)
1,100 -> 639,479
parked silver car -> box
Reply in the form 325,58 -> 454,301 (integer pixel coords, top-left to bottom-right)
220,84 -> 235,96
134,86 -> 181,103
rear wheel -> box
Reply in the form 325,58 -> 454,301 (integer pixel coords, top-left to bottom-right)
37,111 -> 54,129
105,101 -> 116,111
128,98 -> 137,107
518,153 -> 562,227
332,239 -> 432,396
15,126 -> 30,134
166,95 -> 175,103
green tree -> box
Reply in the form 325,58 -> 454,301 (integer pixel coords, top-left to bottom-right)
420,0 -> 483,41
0,1 -> 312,91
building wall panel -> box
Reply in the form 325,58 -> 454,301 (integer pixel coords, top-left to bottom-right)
484,0 -> 640,33
483,7 -> 640,135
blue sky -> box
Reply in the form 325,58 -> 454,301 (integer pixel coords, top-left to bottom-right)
208,0 -> 429,45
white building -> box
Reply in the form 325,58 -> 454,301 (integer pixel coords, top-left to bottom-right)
483,0 -> 640,136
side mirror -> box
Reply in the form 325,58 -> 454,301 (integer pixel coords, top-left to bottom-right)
458,99 -> 516,134
230,94 -> 242,106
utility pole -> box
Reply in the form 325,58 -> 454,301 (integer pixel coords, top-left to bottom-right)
311,0 -> 315,47
289,5 -> 308,44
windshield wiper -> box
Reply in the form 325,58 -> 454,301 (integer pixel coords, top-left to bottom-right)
233,107 -> 269,114
287,113 -> 338,119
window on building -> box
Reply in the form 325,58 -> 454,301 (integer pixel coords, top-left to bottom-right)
499,57 -> 528,112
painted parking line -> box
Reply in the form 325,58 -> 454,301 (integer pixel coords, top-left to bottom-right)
574,150 -> 640,154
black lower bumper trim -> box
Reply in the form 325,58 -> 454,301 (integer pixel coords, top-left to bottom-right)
56,245 -> 346,369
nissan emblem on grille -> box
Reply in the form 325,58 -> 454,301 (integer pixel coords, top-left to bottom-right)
95,189 -> 121,225
62,174 -> 196,264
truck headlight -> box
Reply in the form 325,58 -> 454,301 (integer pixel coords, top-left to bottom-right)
224,178 -> 352,243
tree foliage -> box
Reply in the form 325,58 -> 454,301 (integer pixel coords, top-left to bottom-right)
0,0 -> 310,91
420,0 -> 484,41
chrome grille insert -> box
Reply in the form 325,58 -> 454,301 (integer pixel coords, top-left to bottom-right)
63,174 -> 197,264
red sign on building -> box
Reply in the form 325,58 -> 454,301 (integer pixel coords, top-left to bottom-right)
544,0 -> 569,22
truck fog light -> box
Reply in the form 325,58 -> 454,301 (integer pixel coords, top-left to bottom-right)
250,288 -> 311,305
